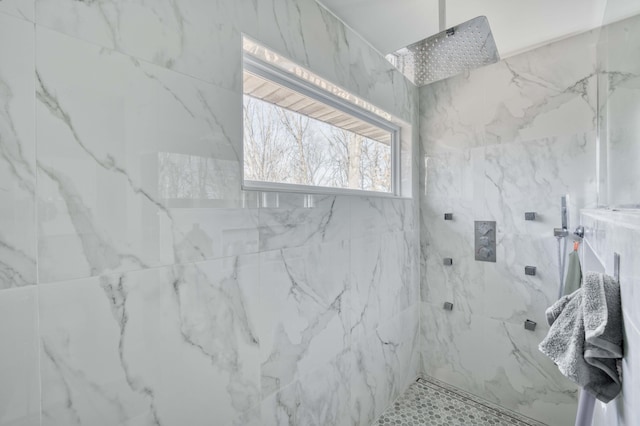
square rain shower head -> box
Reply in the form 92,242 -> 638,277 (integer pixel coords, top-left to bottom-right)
386,16 -> 500,86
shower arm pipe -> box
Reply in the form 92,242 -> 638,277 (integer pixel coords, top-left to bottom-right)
555,195 -> 570,299
556,234 -> 567,299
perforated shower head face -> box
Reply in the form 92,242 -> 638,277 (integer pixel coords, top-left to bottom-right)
386,16 -> 500,86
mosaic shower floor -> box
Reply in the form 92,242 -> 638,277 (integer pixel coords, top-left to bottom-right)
376,377 -> 547,426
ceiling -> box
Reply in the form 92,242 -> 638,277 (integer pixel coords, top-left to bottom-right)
317,0 -> 640,57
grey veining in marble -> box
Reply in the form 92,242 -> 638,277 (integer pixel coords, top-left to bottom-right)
417,12 -> 619,426
0,14 -> 36,290
40,255 -> 261,426
0,0 -> 421,424
351,305 -> 419,426
597,14 -> 640,207
0,0 -> 34,21
35,27 -> 246,283
261,350 -> 352,426
259,240 -> 350,398
582,209 -> 640,426
0,287 -> 40,426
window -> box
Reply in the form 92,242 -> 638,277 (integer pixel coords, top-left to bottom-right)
242,42 -> 400,196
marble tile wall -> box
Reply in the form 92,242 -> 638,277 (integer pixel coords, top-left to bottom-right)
415,18 -> 635,426
588,16 -> 640,423
582,210 -> 640,426
0,1 -> 420,425
597,14 -> 640,208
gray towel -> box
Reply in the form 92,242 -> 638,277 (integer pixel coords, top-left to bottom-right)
563,250 -> 582,295
539,272 -> 623,403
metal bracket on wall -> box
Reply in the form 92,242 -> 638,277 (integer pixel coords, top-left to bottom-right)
524,319 -> 537,331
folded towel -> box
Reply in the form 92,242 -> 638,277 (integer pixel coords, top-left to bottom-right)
539,272 -> 623,403
563,250 -> 582,296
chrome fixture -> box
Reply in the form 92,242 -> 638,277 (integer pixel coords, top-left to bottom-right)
525,266 -> 537,276
524,319 -> 537,331
386,1 -> 500,86
525,212 -> 537,221
443,258 -> 453,266
443,302 -> 454,311
554,227 -> 569,237
475,221 -> 496,262
555,195 -> 570,298
444,213 -> 453,220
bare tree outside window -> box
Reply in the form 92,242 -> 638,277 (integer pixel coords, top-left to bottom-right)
243,95 -> 392,193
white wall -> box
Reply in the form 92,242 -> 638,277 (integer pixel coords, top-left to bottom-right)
417,19 -> 607,426
583,210 -> 640,426
0,1 -> 420,425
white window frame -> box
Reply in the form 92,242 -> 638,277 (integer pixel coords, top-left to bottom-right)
242,53 -> 402,197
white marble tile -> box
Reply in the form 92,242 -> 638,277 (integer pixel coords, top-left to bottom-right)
420,304 -> 578,425
345,27 -> 414,124
349,196 -> 414,239
254,0 -> 414,124
418,13 -> 611,424
36,27 -> 246,283
482,133 -> 597,235
484,233 -> 562,325
350,231 -> 418,341
259,240 -> 350,398
170,207 -> 259,264
419,196 -> 485,315
600,63 -> 640,207
0,287 -> 40,426
0,14 -> 36,289
486,321 -> 578,425
351,305 -> 420,426
482,49 -> 597,145
596,15 -> 640,208
0,0 -> 33,21
421,133 -> 597,322
257,0 -> 350,93
258,194 -> 350,252
39,255 -> 261,426
420,303 -> 483,394
582,209 -> 640,343
419,31 -> 598,154
35,0 -> 257,89
421,145 -> 486,201
261,350 -> 351,426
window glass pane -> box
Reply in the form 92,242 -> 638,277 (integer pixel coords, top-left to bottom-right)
243,94 -> 392,193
